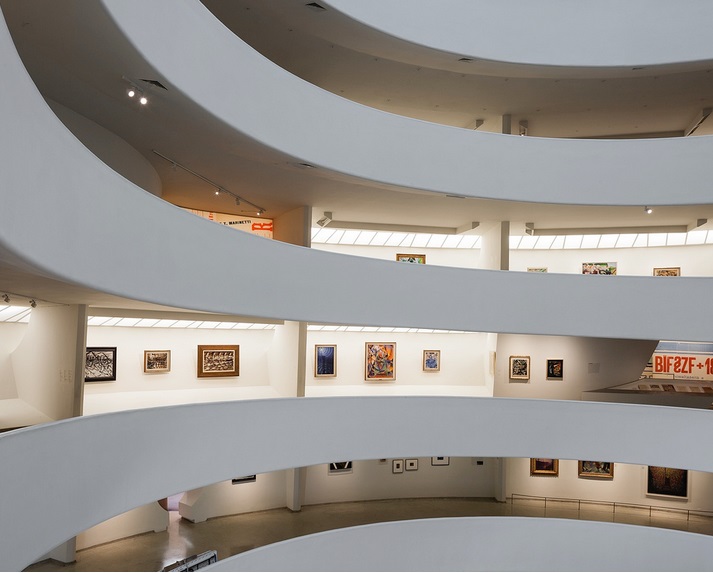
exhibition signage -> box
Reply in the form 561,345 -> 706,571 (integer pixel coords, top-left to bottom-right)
185,208 -> 274,239
652,353 -> 713,381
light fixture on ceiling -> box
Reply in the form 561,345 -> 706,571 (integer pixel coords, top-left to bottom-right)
215,188 -> 220,196
235,197 -> 241,206
645,206 -> 653,214
139,95 -> 148,105
2,294 -> 9,303
122,76 -> 148,106
256,211 -> 262,216
317,211 -> 333,228
29,299 -> 37,308
519,120 -> 528,136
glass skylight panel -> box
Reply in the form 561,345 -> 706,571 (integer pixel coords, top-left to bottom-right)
509,236 -> 522,249
345,326 -> 364,332
518,235 -> 538,249
153,319 -> 179,328
580,235 -> 600,249
458,235 -> 479,249
170,320 -> 196,328
370,232 -> 392,246
472,237 -> 482,248
706,232 -> 713,244
686,231 -> 707,245
340,230 -> 361,245
392,327 -> 410,333
87,316 -> 112,326
214,322 -> 239,329
360,326 -> 379,332
310,228 -> 320,240
598,235 -> 618,248
115,317 -> 141,327
312,228 -> 335,243
325,229 -> 345,244
442,235 -> 463,248
648,233 -> 667,247
534,236 -> 555,250
354,231 -> 377,245
0,306 -> 27,321
666,233 -> 686,246
633,234 -> 648,248
550,236 -> 565,249
615,234 -> 636,248
411,233 -> 432,248
399,233 -> 416,248
563,235 -> 583,249
384,232 -> 408,247
427,234 -> 447,248
5,308 -> 31,322
135,318 -> 160,328
376,327 -> 394,332
321,325 -> 341,331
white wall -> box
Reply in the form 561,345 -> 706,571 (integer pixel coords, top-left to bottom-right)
0,323 -> 24,400
267,323 -> 300,398
314,243 -> 479,269
76,503 -> 167,550
506,458 -> 713,513
494,334 -> 657,400
304,458 -> 495,505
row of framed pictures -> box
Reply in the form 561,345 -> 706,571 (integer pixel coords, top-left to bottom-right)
528,264 -> 681,276
530,459 -> 689,499
315,343 -> 441,381
84,345 -> 240,382
509,356 -> 562,381
327,458 -> 451,476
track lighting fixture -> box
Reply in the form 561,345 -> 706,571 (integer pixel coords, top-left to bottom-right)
2,294 -> 9,303
29,299 -> 37,308
139,95 -> 148,105
122,76 -> 148,106
645,206 -> 653,214
127,88 -> 135,98
317,212 -> 333,228
235,197 -> 241,206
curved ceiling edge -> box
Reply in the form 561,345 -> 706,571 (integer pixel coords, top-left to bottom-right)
324,0 -> 713,71
101,0 -> 713,207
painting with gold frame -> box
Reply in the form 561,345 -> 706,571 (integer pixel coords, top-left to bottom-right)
396,254 -> 426,264
578,461 -> 614,479
530,458 -> 559,476
197,345 -> 239,378
314,344 -> 337,377
365,342 -> 396,382
144,350 -> 171,373
653,267 -> 681,277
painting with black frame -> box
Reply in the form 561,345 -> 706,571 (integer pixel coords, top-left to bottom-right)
85,347 -> 117,382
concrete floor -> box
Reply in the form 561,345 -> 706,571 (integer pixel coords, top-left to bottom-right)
25,497 -> 713,572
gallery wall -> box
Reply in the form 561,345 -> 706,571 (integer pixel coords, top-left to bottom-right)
0,323 -> 23,400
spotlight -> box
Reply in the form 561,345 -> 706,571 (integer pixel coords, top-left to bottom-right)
645,206 -> 653,214
127,88 -> 135,98
29,299 -> 37,308
256,211 -> 262,216
139,96 -> 148,105
317,211 -> 333,228
2,294 -> 9,303
215,189 -> 220,196
235,197 -> 241,206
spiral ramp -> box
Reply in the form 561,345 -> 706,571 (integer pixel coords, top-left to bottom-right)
0,1 -> 712,570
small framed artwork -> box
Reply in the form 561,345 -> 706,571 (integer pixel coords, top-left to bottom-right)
231,475 -> 256,485
646,466 -> 688,499
546,359 -> 563,380
582,262 -> 617,275
197,345 -> 239,378
431,456 -> 450,466
530,458 -> 559,476
578,461 -> 614,479
406,459 -> 419,471
85,347 -> 117,382
396,254 -> 426,264
653,267 -> 681,277
527,267 -> 548,273
423,350 -> 440,372
365,342 -> 396,382
392,459 -> 404,474
328,461 -> 353,475
314,344 -> 337,377
144,350 -> 171,373
509,356 -> 530,381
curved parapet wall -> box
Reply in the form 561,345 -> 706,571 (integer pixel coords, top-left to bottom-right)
1,7 -> 713,340
324,0 -> 713,70
209,517 -> 713,571
2,397 -> 713,569
100,0 -> 713,207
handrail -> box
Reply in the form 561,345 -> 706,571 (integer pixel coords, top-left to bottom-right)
511,493 -> 713,524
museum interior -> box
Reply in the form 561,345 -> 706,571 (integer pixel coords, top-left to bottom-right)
1,1 -> 713,571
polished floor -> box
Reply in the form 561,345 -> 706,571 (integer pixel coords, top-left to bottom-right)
26,497 -> 713,572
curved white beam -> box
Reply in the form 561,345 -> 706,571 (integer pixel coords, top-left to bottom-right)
210,517 -> 713,571
1,397 -> 713,570
101,0 -> 713,207
325,1 -> 713,70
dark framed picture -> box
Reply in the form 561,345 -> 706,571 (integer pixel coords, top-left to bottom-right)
315,344 -> 337,377
392,459 -> 404,474
406,459 -> 419,471
647,466 -> 688,499
578,461 -> 614,479
231,475 -> 256,485
85,347 -> 117,382
509,355 -> 530,381
423,350 -> 440,372
431,456 -> 450,466
546,359 -> 563,380
396,253 -> 426,264
328,461 -> 353,475
144,350 -> 171,373
197,345 -> 239,378
653,267 -> 680,277
365,342 -> 396,382
530,458 -> 559,476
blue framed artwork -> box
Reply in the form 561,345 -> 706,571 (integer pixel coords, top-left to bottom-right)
315,344 -> 337,377
423,350 -> 440,372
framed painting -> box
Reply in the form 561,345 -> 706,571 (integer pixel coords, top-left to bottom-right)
646,466 -> 688,499
396,254 -> 426,264
406,459 -> 419,471
392,459 -> 404,474
530,458 -> 559,476
431,456 -> 450,466
509,355 -> 530,381
85,347 -> 117,382
197,345 -> 239,378
653,267 -> 681,277
578,461 -> 614,479
365,342 -> 396,382
231,475 -> 256,485
328,461 -> 353,475
582,262 -> 617,275
527,267 -> 548,273
546,359 -> 563,380
423,350 -> 440,372
314,344 -> 337,377
144,350 -> 171,373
